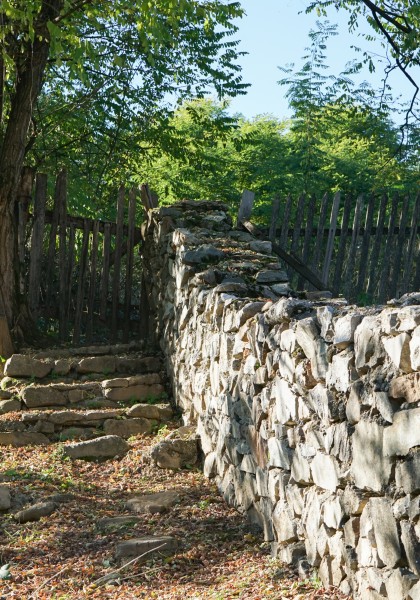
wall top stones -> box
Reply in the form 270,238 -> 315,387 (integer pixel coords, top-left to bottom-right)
143,200 -> 420,600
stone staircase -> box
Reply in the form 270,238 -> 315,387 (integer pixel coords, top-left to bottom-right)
0,345 -> 174,451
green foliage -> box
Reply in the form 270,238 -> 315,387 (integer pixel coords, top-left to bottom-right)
0,0 -> 247,216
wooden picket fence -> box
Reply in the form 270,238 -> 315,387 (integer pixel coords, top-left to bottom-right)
20,169 -> 145,345
239,190 -> 420,304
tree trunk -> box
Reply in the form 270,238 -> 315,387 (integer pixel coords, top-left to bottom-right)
0,0 -> 63,356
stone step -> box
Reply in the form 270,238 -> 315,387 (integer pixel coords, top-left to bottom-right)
1,372 -> 167,412
0,402 -> 173,444
1,352 -> 163,382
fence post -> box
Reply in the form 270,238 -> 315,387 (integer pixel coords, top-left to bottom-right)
322,192 -> 341,287
236,190 -> 255,226
28,174 -> 47,317
111,186 -> 125,342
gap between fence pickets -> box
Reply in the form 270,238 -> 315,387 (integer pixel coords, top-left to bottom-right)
240,219 -> 330,292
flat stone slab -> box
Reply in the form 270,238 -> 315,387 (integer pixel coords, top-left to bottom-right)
14,501 -> 57,523
76,356 -> 116,374
151,428 -> 198,469
126,490 -> 181,514
0,432 -> 50,447
97,516 -> 142,531
0,398 -> 20,414
63,435 -> 129,459
0,485 -> 11,511
103,418 -> 153,437
126,403 -> 172,421
115,535 -> 178,561
104,383 -> 165,402
4,354 -> 52,379
21,386 -> 67,408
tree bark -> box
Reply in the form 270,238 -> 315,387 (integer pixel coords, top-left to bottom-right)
0,0 -> 63,356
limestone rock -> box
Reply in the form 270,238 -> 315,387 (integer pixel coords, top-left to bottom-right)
76,356 -> 116,374
104,383 -> 165,402
310,452 -> 340,492
396,453 -> 420,494
103,418 -> 153,437
182,245 -> 224,265
389,372 -> 420,404
126,403 -> 172,421
255,270 -> 288,284
14,501 -> 57,523
408,581 -> 420,600
410,325 -> 420,371
333,314 -> 363,349
267,437 -> 292,469
97,516 -> 141,531
385,568 -> 419,600
63,435 -> 129,460
383,332 -> 413,372
397,306 -> 420,332
295,318 -> 328,381
264,298 -> 311,326
115,536 -> 178,563
250,240 -> 272,254
4,354 -> 52,378
126,490 -> 180,514
384,408 -> 420,457
370,497 -> 401,568
400,521 -> 420,576
0,398 -> 20,414
354,316 -> 385,373
0,485 -> 11,511
151,427 -> 197,469
21,386 -> 67,408
351,421 -> 392,492
0,432 -> 49,447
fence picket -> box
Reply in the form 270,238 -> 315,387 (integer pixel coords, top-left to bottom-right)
312,193 -> 329,274
401,195 -> 420,295
389,195 -> 410,299
355,196 -> 375,299
366,194 -> 388,300
111,186 -> 125,342
298,194 -> 316,289
73,220 -> 90,345
58,170 -> 68,341
86,220 -> 100,343
123,188 -> 137,343
332,194 -> 352,296
28,174 -> 47,316
344,195 -> 364,301
378,194 -> 400,303
269,196 -> 280,242
322,192 -> 341,287
279,195 -> 292,249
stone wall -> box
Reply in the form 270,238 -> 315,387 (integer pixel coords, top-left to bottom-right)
142,200 -> 420,600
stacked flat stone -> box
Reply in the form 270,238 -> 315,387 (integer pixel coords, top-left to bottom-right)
142,199 -> 420,600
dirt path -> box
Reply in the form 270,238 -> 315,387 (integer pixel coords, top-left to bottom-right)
0,431 -> 347,600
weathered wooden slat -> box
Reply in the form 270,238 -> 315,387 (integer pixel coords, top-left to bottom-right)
241,220 -> 329,291
355,196 -> 375,299
140,183 -> 158,210
378,194 -> 400,303
291,195 -> 305,256
400,195 -> 420,295
86,220 -> 100,344
298,194 -> 316,289
279,195 -> 292,249
28,174 -> 48,316
413,237 -> 420,292
389,195 -> 410,299
100,223 -> 111,320
65,224 -> 76,332
322,192 -> 341,287
111,186 -> 125,342
236,189 -> 255,226
312,193 -> 329,274
332,194 -> 352,296
58,170 -> 68,341
269,196 -> 280,242
344,195 -> 364,301
45,170 -> 66,306
0,287 -> 14,358
73,220 -> 90,346
123,188 -> 137,343
367,194 -> 388,299
17,166 -> 35,294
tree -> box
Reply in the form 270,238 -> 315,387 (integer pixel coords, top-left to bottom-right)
0,0 -> 246,353
307,1 -> 420,119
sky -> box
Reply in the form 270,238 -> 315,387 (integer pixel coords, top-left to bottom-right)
226,0 -> 419,122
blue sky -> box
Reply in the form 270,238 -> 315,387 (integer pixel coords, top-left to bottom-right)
227,0 -> 418,122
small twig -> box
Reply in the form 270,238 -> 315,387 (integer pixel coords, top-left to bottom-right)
30,564 -> 70,599
118,563 -> 168,583
91,543 -> 167,588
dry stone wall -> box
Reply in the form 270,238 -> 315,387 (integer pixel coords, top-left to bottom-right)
143,200 -> 420,600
